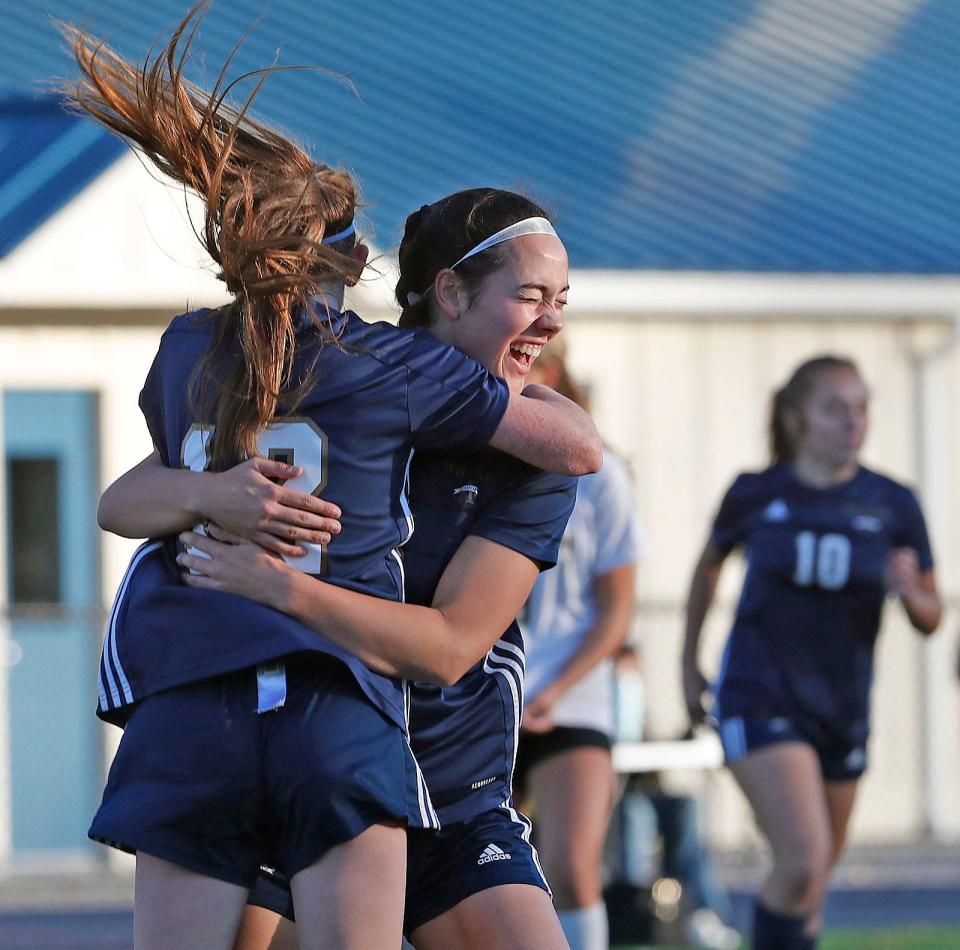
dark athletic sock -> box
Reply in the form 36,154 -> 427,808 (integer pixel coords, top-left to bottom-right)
753,899 -> 810,950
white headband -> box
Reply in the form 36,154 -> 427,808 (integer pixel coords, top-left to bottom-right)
449,216 -> 556,269
406,216 -> 558,306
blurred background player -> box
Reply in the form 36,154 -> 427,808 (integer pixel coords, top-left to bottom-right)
682,355 -> 942,949
514,339 -> 640,950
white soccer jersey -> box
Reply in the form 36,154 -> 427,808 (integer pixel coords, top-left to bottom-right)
522,449 -> 643,736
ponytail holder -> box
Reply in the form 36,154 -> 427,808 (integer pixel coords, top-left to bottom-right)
322,222 -> 356,245
406,291 -> 423,306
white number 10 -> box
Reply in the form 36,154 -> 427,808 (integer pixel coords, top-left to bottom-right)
793,531 -> 850,590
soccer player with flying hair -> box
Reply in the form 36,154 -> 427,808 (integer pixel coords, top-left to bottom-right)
64,7 -> 599,947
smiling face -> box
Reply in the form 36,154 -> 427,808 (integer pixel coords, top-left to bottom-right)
430,233 -> 569,393
792,366 -> 869,469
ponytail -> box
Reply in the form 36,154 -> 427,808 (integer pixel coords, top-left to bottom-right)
61,2 -> 361,468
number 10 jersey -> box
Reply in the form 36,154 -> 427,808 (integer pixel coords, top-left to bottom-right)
710,462 -> 933,730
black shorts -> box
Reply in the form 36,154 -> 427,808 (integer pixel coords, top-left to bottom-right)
513,725 -> 611,793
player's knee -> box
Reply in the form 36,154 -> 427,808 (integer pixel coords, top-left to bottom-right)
546,850 -> 602,907
774,846 -> 830,908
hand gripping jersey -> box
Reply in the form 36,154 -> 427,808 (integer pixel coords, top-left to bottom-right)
404,449 -> 577,824
522,450 -> 642,736
97,306 -> 509,729
711,463 -> 933,730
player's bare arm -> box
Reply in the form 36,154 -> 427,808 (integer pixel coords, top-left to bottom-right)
493,385 -> 602,477
177,529 -> 538,685
681,540 -> 727,725
98,450 -> 341,556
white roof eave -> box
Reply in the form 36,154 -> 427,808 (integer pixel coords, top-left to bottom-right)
567,270 -> 960,322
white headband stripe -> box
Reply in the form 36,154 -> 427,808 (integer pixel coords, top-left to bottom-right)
404,216 -> 558,307
322,222 -> 355,244
450,216 -> 557,269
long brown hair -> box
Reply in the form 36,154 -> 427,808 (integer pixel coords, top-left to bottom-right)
769,355 -> 860,462
60,2 -> 362,468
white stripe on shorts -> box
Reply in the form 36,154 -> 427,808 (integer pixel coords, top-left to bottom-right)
99,540 -> 162,711
500,798 -> 550,895
403,682 -> 439,829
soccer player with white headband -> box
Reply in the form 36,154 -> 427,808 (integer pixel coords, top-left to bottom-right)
172,188 -> 580,949
71,4 -> 600,944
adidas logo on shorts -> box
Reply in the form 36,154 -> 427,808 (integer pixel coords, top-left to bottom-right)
477,843 -> 511,865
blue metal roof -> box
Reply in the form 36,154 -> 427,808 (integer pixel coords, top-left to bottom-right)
0,94 -> 125,258
1,0 -> 958,271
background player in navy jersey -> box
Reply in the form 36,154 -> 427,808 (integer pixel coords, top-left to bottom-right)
513,340 -> 640,950
681,355 -> 942,950
66,9 -> 600,948
170,188 -> 578,949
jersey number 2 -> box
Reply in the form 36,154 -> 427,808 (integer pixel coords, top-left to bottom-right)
181,419 -> 329,574
793,531 -> 850,590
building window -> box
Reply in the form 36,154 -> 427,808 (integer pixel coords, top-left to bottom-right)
7,457 -> 61,604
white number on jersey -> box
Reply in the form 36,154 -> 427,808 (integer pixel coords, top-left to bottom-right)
793,531 -> 851,590
181,419 -> 329,574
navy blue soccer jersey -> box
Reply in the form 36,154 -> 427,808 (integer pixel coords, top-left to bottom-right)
97,305 -> 509,728
711,462 -> 933,730
404,449 -> 577,824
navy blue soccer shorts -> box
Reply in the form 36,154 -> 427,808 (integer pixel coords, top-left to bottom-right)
717,713 -> 868,781
89,656 -> 426,887
247,801 -> 550,933
404,801 -> 551,934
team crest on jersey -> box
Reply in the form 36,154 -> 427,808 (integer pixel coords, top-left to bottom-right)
763,499 -> 790,522
852,514 -> 883,533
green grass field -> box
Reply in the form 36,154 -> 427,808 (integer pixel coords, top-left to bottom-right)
821,927 -> 960,949
616,926 -> 960,949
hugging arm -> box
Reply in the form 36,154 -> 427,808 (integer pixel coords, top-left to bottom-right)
491,385 -> 602,476
178,530 -> 539,686
97,451 -> 341,556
